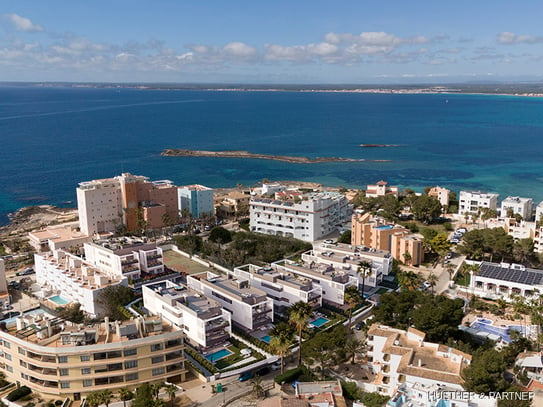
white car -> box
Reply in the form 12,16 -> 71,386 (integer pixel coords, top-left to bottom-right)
423,281 -> 432,289
323,239 -> 335,244
270,361 -> 281,371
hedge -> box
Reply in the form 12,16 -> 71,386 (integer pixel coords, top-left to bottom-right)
7,385 -> 32,401
232,326 -> 273,353
274,366 -> 304,384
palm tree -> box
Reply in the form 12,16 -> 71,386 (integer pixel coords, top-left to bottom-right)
151,382 -> 165,400
269,321 -> 294,374
344,337 -> 366,364
99,389 -> 113,407
119,388 -> 134,407
86,393 -> 101,407
344,286 -> 362,330
251,375 -> 264,399
402,251 -> 412,266
164,384 -> 177,407
427,273 -> 438,294
289,301 -> 313,366
397,269 -> 421,291
357,260 -> 372,300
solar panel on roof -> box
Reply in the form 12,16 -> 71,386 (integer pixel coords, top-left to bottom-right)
479,262 -> 543,285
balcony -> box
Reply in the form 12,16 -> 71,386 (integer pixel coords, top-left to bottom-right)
121,258 -> 138,266
253,306 -> 272,316
146,254 -> 163,261
205,320 -> 229,332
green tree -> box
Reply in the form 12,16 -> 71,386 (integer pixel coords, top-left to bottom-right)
344,286 -> 362,330
345,337 -> 366,364
208,226 -> 232,244
338,230 -> 352,244
513,238 -> 534,264
269,322 -> 295,374
304,325 -> 345,378
251,375 -> 264,399
427,273 -> 438,294
411,195 -> 442,224
462,348 -> 508,394
99,389 -> 113,407
119,388 -> 134,407
164,384 -> 177,407
360,392 -> 391,407
85,393 -> 101,407
396,269 -> 421,291
289,301 -> 313,366
429,233 -> 451,258
98,285 -> 135,320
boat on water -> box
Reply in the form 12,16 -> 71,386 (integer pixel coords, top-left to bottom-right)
360,143 -> 404,147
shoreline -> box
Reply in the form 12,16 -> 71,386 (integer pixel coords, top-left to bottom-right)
161,149 -> 391,164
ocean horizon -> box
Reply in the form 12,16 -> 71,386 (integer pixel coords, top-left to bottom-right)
1,85 -> 543,226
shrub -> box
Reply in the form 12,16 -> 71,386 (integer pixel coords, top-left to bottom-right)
341,381 -> 362,400
274,366 -> 303,384
7,385 -> 31,401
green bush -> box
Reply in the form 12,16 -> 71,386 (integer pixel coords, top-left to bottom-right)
273,366 -> 315,384
341,381 -> 362,400
7,385 -> 31,401
55,400 -> 63,406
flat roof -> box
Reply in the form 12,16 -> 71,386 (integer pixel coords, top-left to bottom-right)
478,262 -> 543,286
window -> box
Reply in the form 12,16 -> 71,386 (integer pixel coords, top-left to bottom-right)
80,355 -> 90,362
18,347 -> 26,356
81,368 -> 91,375
123,348 -> 137,357
125,373 -> 139,381
150,343 -> 163,352
152,367 -> 165,376
4,353 -> 11,361
152,356 -> 164,364
58,356 -> 68,363
3,341 -> 10,349
19,360 -> 27,368
59,368 -> 69,376
83,379 -> 93,387
124,360 -> 138,369
60,381 -> 70,389
6,366 -> 12,373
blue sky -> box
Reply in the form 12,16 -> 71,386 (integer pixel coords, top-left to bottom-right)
2,1 -> 543,84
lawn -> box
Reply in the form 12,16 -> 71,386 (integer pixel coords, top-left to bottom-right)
162,250 -> 210,274
376,287 -> 389,295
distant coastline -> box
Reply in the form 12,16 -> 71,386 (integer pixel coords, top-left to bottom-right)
161,149 -> 390,163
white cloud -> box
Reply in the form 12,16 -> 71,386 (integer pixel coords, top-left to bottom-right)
3,13 -> 43,32
498,31 -> 543,44
223,42 -> 257,58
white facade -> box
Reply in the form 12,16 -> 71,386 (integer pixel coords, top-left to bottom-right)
469,261 -> 543,301
35,250 -> 128,317
76,178 -> 123,236
261,183 -> 286,195
427,186 -> 450,207
366,181 -> 399,198
303,242 -> 393,289
187,271 -> 273,331
272,258 -> 358,306
177,185 -> 214,218
231,264 -> 322,312
458,191 -> 499,215
500,196 -> 533,220
250,192 -> 351,242
367,325 -> 471,397
84,242 -> 164,281
142,281 -> 231,350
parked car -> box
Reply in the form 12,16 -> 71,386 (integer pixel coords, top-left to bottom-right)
423,281 -> 432,289
238,371 -> 254,382
256,366 -> 270,376
323,239 -> 335,244
456,228 -> 467,234
355,321 -> 365,330
270,361 -> 281,371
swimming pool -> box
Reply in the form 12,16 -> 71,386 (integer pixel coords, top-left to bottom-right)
261,335 -> 271,344
1,309 -> 45,325
49,295 -> 70,305
310,317 -> 330,328
374,225 -> 393,230
205,348 -> 233,363
470,319 -> 525,343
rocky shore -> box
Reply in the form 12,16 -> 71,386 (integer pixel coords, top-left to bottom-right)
1,205 -> 78,238
161,148 -> 389,163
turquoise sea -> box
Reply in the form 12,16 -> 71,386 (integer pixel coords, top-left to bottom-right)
1,85 -> 543,225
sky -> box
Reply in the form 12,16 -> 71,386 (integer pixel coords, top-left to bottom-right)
2,1 -> 543,84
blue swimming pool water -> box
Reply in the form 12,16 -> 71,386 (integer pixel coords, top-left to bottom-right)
311,317 -> 330,327
374,225 -> 393,230
49,295 -> 70,305
205,348 -> 233,362
470,320 -> 526,343
1,309 -> 45,325
261,335 -> 271,343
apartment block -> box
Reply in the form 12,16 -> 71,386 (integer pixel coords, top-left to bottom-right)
177,184 -> 214,218
187,272 -> 273,332
458,191 -> 499,215
84,241 -> 164,281
367,324 -> 471,396
250,192 -> 351,242
366,180 -> 398,198
35,249 -> 128,317
231,264 -> 322,312
28,222 -> 92,253
77,177 -> 123,236
302,242 -> 393,289
351,213 -> 424,266
215,191 -> 251,219
0,314 -> 185,400
500,196 -> 534,220
272,259 -> 358,306
427,186 -> 450,207
143,281 -> 231,351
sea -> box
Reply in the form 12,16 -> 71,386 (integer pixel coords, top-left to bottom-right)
1,85 -> 543,226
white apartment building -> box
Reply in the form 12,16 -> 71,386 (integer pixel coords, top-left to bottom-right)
485,218 -> 536,240
272,258 -> 358,306
366,180 -> 399,198
458,191 -> 499,215
250,192 -> 351,242
304,242 -> 393,289
84,241 -> 164,281
35,249 -> 128,317
500,196 -> 533,220
427,186 -> 450,207
177,184 -> 214,218
536,201 -> 543,223
366,324 -> 471,396
260,183 -> 286,195
142,281 -> 231,350
77,178 -> 123,236
187,272 -> 274,332
231,264 -> 322,312
469,261 -> 543,301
